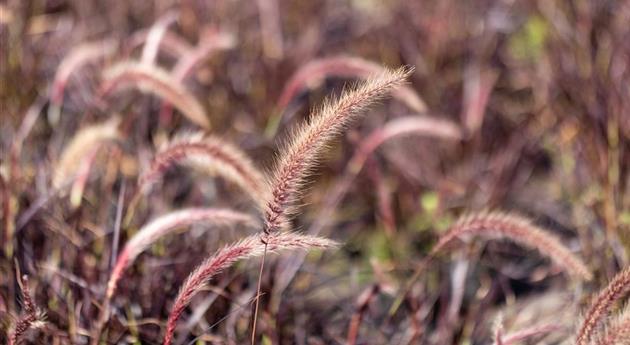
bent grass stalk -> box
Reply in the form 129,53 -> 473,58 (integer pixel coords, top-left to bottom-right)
160,28 -> 235,122
172,28 -> 236,80
91,208 -> 256,344
430,211 -> 592,281
50,39 -> 117,107
108,208 -> 257,299
101,62 -> 211,129
140,11 -> 179,65
390,211 -> 592,315
69,144 -> 102,208
53,117 -> 121,190
138,132 -> 267,205
277,56 -> 426,113
126,131 -> 265,226
162,232 -> 337,345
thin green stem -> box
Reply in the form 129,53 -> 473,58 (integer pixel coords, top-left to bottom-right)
251,243 -> 268,345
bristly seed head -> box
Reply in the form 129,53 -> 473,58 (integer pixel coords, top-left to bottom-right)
162,232 -> 338,345
576,266 -> 630,345
139,132 -> 267,207
263,67 -> 413,235
432,211 -> 592,282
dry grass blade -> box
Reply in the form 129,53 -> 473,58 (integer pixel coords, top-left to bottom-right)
496,323 -> 561,345
50,39 -> 116,106
263,67 -> 412,234
68,145 -> 101,208
101,62 -> 210,129
347,115 -> 462,174
162,232 -> 337,345
53,117 -> 121,190
431,211 -> 592,281
255,0 -> 284,59
576,266 -> 630,345
1,173 -> 14,254
277,56 -> 426,112
346,284 -> 379,345
461,66 -> 498,135
138,132 -> 267,205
